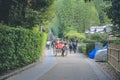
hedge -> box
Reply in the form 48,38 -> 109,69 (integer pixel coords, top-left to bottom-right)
78,44 -> 86,54
0,24 -> 47,74
77,43 -> 95,56
86,43 -> 95,56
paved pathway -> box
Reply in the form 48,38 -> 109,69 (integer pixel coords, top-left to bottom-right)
6,49 -> 112,80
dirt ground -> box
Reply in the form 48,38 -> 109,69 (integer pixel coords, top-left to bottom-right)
97,62 -> 120,80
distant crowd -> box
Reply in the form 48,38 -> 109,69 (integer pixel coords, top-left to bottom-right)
46,38 -> 78,54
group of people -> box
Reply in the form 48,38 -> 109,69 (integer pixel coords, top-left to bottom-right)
68,40 -> 78,53
46,38 -> 78,56
46,38 -> 68,56
55,39 -> 68,56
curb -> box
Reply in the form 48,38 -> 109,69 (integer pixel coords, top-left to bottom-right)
3,49 -> 56,80
78,53 -> 112,80
0,57 -> 44,80
87,59 -> 112,80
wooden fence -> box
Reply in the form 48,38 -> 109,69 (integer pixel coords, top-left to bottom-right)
108,44 -> 120,72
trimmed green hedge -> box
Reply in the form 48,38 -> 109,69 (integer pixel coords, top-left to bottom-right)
0,24 -> 47,73
78,43 -> 95,56
86,43 -> 95,56
78,44 -> 86,54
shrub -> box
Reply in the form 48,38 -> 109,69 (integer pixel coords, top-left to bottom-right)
78,44 -> 86,54
114,37 -> 120,44
82,39 -> 96,43
86,43 -> 95,56
0,24 -> 47,74
78,43 -> 95,56
65,30 -> 86,41
89,33 -> 107,42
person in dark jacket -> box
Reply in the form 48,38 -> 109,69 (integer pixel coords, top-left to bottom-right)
72,41 -> 78,53
61,43 -> 67,56
69,42 -> 73,53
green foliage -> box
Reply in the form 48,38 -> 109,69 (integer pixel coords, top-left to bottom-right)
0,0 -> 27,26
84,0 -> 93,2
49,17 -> 60,37
107,0 -> 120,34
78,44 -> 86,54
65,30 -> 86,41
50,0 -> 111,38
30,0 -> 54,11
114,37 -> 120,44
82,38 -> 96,56
86,43 -> 95,56
54,0 -> 100,37
0,0 -> 55,30
93,0 -> 111,25
23,8 -> 42,29
0,24 -> 47,73
88,33 -> 107,42
83,39 -> 96,43
32,24 -> 40,32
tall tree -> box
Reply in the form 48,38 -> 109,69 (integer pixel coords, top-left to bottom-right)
54,0 -> 100,37
0,0 -> 27,26
107,0 -> 120,34
0,0 -> 55,29
93,0 -> 111,25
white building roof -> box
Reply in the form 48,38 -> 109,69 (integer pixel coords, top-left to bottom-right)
85,24 -> 112,34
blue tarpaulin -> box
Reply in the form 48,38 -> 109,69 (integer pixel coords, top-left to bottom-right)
89,46 -> 107,59
89,48 -> 98,59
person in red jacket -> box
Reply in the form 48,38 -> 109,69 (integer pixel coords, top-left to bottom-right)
56,42 -> 63,49
55,41 -> 63,54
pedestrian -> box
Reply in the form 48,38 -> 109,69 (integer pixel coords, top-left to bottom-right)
51,40 -> 56,48
61,43 -> 67,56
46,40 -> 51,49
56,41 -> 63,53
69,42 -> 73,53
72,41 -> 77,53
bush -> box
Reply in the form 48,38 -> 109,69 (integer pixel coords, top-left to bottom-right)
65,30 -> 86,41
78,43 -> 95,56
82,39 -> 96,43
114,37 -> 120,44
89,33 -> 107,42
78,44 -> 86,54
0,24 -> 47,73
86,43 -> 95,56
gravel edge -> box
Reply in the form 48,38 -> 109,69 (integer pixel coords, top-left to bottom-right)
96,62 -> 120,80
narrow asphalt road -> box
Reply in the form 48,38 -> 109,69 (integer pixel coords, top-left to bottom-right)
6,49 -> 111,80
37,50 -> 111,80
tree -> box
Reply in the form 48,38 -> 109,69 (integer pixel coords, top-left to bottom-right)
107,0 -> 120,34
84,0 -> 93,2
0,0 -> 27,26
0,0 -> 55,29
93,0 -> 111,25
30,0 -> 54,11
54,0 -> 100,37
